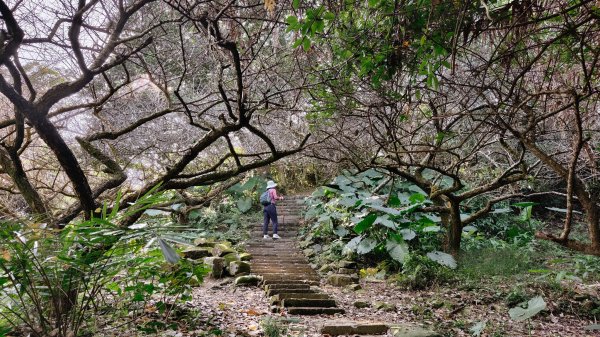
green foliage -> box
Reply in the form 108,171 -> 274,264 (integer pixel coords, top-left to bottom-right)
458,246 -> 537,280
0,187 -> 208,336
508,296 -> 546,322
227,176 -> 267,214
505,287 -> 528,307
395,253 -> 454,290
261,317 -> 288,337
302,169 -> 453,271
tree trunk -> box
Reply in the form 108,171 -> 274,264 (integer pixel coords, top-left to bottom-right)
0,148 -> 48,216
446,199 -> 462,256
26,112 -> 96,218
434,196 -> 462,255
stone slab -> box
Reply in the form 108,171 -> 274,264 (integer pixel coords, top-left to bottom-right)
320,322 -> 389,336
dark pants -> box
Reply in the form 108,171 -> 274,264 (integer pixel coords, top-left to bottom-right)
262,204 -> 278,235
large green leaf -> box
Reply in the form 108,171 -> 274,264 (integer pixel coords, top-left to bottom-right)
343,236 -> 363,254
584,324 -> 600,331
399,228 -> 416,240
387,194 -> 401,207
369,205 -> 401,216
333,226 -> 350,237
386,239 -> 409,262
356,237 -> 377,254
339,195 -> 359,207
237,197 -> 253,213
374,215 -> 396,229
509,296 -> 546,321
426,251 -> 457,269
353,213 -> 377,234
469,321 -> 486,337
157,237 -> 180,264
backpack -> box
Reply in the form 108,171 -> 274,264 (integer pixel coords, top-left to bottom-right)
259,190 -> 271,206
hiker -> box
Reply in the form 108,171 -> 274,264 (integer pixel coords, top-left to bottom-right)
261,180 -> 284,239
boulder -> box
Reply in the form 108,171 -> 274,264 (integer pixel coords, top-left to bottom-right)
338,260 -> 357,269
353,301 -> 370,308
203,257 -> 225,278
374,301 -> 397,312
303,248 -> 315,258
227,261 -> 251,276
238,252 -> 253,261
234,275 -> 262,286
194,238 -> 216,248
327,274 -> 358,287
212,243 -> 236,257
338,268 -> 357,275
222,252 -> 240,266
182,247 -> 212,260
319,264 -> 333,273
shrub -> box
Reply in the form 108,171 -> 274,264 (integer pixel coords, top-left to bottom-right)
395,254 -> 455,290
0,188 -> 208,336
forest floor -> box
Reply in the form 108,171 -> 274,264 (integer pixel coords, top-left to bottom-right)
183,275 -> 600,337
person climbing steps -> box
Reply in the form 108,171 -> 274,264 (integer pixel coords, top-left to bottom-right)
260,180 -> 284,239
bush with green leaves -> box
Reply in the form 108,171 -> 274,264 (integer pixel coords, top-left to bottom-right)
0,187 -> 208,337
395,253 -> 455,290
302,169 -> 457,273
186,176 -> 266,244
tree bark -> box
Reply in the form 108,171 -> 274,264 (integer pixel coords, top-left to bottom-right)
0,148 -> 48,216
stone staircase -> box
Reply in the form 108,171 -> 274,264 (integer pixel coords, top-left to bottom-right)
245,196 -> 345,315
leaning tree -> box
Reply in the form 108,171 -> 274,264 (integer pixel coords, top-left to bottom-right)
0,0 -> 313,225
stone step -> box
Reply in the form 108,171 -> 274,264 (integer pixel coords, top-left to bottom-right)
262,276 -> 320,283
250,257 -> 307,261
265,283 -> 311,290
282,298 -> 338,308
254,266 -> 314,271
262,279 -> 319,286
266,288 -> 318,296
272,293 -> 331,301
286,307 -> 345,315
319,322 -> 390,336
253,266 -> 314,271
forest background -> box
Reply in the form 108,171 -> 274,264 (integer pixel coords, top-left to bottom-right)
0,0 -> 598,336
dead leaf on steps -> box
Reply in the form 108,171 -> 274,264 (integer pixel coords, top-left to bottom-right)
245,308 -> 261,316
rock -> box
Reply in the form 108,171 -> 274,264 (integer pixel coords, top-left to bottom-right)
346,284 -> 362,291
182,247 -> 212,259
337,268 -> 356,275
312,244 -> 323,253
390,325 -> 441,337
354,301 -> 370,308
238,252 -> 253,261
222,252 -> 239,266
194,238 -> 216,248
234,275 -> 262,286
327,274 -> 358,287
374,301 -> 397,312
338,260 -> 357,269
310,263 -> 318,270
212,243 -> 236,257
319,264 -> 333,273
228,261 -> 251,276
303,248 -> 315,258
203,257 -> 225,278
320,322 -> 389,335
299,239 -> 312,248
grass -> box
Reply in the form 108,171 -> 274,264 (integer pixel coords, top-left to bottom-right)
458,246 -> 541,281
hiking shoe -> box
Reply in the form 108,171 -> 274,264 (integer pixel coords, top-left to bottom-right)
273,234 -> 281,239
263,235 -> 270,239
